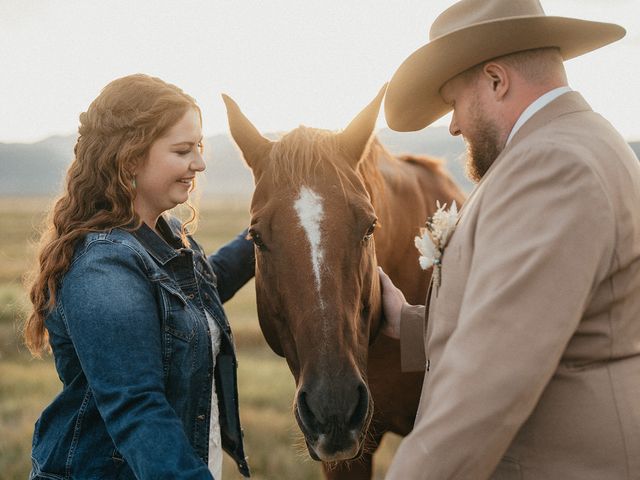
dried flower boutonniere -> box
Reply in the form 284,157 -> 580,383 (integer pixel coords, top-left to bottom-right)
414,200 -> 459,289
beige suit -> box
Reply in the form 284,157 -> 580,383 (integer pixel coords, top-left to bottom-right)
389,92 -> 640,479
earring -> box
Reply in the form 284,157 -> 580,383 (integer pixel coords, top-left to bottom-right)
132,177 -> 136,189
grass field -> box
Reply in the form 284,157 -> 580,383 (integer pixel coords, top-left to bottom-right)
0,197 -> 401,479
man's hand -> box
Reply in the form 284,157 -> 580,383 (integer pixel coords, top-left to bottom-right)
378,266 -> 408,339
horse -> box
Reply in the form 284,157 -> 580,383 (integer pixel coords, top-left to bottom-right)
223,87 -> 466,479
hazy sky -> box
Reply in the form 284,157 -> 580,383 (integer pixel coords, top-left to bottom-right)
1,0 -> 639,144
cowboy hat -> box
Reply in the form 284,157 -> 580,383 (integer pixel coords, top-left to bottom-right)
384,0 -> 626,132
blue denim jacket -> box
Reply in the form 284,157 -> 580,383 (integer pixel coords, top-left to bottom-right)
30,216 -> 254,479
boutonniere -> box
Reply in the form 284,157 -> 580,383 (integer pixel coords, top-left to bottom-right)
414,201 -> 459,289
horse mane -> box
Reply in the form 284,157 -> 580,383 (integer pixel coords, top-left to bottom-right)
396,151 -> 445,175
268,125 -> 446,209
268,126 -> 387,199
268,126 -> 344,186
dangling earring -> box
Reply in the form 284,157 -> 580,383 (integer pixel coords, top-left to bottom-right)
132,176 -> 136,189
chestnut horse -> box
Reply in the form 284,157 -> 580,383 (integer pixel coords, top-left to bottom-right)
224,88 -> 465,479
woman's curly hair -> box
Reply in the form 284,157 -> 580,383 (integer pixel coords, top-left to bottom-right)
23,74 -> 201,355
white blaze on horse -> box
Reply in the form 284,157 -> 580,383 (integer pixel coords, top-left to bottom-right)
294,186 -> 326,304
224,88 -> 465,480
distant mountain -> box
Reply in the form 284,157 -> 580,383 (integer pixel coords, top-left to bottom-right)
0,127 -> 471,197
0,135 -> 75,197
1,130 -> 638,198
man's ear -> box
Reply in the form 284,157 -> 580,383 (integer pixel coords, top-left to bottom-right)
482,62 -> 509,101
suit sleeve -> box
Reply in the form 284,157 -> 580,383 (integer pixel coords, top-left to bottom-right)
400,303 -> 427,372
386,145 -> 615,479
60,241 -> 213,480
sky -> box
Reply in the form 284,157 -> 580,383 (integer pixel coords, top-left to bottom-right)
1,0 -> 639,144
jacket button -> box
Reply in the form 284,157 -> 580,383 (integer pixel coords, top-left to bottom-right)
197,414 -> 205,421
187,293 -> 195,299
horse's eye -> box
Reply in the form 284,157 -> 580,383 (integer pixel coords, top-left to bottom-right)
363,220 -> 377,242
249,229 -> 267,251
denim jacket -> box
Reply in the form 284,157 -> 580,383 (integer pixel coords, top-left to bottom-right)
30,216 -> 254,479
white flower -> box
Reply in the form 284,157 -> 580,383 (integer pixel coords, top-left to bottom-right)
414,231 -> 437,270
415,201 -> 460,287
430,200 -> 458,245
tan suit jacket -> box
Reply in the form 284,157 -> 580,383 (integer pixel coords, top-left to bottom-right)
388,92 -> 640,479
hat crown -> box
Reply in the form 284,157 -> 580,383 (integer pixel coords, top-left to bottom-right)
430,0 -> 546,40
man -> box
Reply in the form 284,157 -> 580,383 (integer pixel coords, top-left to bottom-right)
379,0 -> 640,479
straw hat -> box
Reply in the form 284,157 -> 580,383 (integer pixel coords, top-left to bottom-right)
384,0 -> 626,132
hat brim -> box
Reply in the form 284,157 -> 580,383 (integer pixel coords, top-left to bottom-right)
385,16 -> 625,132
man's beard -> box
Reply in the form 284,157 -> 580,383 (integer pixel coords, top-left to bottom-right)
464,106 -> 503,183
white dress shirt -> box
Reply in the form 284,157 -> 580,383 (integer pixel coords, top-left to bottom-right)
204,310 -> 223,479
505,86 -> 572,146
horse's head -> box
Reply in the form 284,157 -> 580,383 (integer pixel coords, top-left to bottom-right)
224,89 -> 387,462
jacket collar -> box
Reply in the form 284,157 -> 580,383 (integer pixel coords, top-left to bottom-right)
132,215 -> 186,265
508,90 -> 591,149
505,86 -> 573,147
459,91 -> 592,216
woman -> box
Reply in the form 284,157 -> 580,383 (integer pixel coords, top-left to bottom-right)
24,74 -> 253,479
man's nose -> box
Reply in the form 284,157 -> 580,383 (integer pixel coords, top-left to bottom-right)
449,112 -> 461,137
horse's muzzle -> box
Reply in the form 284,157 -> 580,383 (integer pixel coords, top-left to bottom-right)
294,380 -> 372,462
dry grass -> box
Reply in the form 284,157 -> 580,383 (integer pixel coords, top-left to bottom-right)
0,197 -> 400,479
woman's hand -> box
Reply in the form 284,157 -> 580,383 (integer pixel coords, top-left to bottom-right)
378,266 -> 407,339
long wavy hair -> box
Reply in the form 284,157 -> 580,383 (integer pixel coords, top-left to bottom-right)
24,74 -> 201,356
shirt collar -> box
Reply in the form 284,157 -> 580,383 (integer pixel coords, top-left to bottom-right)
132,215 -> 185,265
505,86 -> 572,147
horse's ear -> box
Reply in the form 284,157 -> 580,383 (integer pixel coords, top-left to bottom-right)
222,94 -> 271,175
339,84 -> 387,168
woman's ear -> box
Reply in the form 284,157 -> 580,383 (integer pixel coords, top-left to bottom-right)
124,160 -> 136,179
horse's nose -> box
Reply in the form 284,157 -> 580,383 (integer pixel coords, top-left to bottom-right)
296,378 -> 370,438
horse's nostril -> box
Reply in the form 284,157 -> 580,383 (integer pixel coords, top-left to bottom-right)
348,383 -> 370,430
297,380 -> 370,438
297,391 -> 321,433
